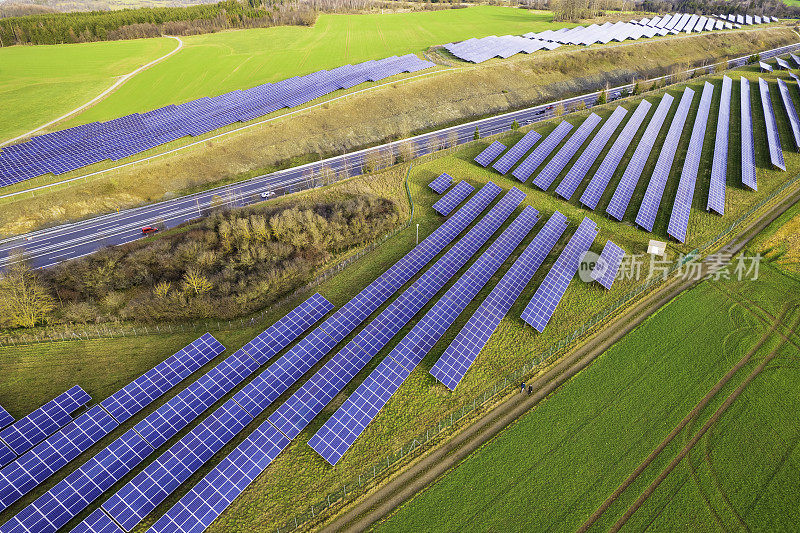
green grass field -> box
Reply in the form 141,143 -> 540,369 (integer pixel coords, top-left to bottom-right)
0,37 -> 175,142
4,7 -> 567,139
376,264 -> 800,532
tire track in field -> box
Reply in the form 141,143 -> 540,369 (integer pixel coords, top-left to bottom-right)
703,425 -> 750,532
607,320 -> 797,533
577,308 -> 788,533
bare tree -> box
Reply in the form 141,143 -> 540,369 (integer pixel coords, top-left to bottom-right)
0,255 -> 55,328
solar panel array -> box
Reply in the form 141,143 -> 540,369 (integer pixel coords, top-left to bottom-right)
590,241 -> 625,289
606,93 -> 674,221
521,217 -> 598,332
310,204 -> 539,465
556,106 -> 627,200
532,113 -> 602,191
71,509 -> 123,533
759,78 -> 786,171
741,77 -> 757,190
0,55 -> 435,187
100,333 -> 224,424
443,35 -> 561,63
668,82 -> 714,243
429,172 -> 453,194
474,141 -> 507,167
432,180 -> 475,216
97,294 -> 332,531
580,99 -> 652,210
149,183 -> 505,533
777,79 -> 800,150
708,76 -> 732,215
431,211 -> 569,391
636,87 -> 695,232
0,385 -> 90,456
512,121 -> 574,182
0,406 -> 12,430
492,130 -> 542,174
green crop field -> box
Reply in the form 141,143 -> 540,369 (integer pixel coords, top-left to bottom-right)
377,263 -> 800,532
0,6 -> 569,142
0,37 -> 176,142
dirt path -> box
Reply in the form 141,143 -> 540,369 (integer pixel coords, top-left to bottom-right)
0,35 -> 184,147
314,185 -> 800,533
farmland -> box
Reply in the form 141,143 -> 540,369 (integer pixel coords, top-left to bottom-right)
376,263 -> 800,532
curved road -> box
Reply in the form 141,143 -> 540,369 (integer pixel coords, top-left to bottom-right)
0,42 -> 797,270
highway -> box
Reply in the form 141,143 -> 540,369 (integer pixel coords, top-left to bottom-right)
0,42 -> 797,269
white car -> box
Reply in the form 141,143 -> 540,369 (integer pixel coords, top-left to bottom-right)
260,191 -> 275,199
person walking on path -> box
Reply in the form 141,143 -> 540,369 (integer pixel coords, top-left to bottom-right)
527,385 -> 533,395
520,382 -> 526,393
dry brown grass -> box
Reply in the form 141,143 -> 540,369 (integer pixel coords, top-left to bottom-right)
0,26 -> 796,236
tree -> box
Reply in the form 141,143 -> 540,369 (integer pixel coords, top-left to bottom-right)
473,126 -> 480,140
0,256 -> 55,328
182,268 -> 213,296
554,103 -> 565,117
511,120 -> 520,130
596,84 -> 607,105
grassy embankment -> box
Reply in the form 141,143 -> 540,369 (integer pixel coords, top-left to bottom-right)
0,24 -> 793,236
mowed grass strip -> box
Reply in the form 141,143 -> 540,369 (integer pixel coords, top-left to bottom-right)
376,265 -> 800,533
0,37 -> 175,142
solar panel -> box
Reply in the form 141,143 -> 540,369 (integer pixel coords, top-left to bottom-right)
432,180 -> 475,216
429,172 -> 453,194
0,386 -> 90,456
741,77 -> 757,190
635,86 -> 695,232
431,211 -> 569,391
521,217 -> 598,332
776,57 -> 791,70
492,130 -> 542,174
0,443 -> 13,470
310,205 -> 540,465
71,509 -> 124,533
474,141 -> 507,167
590,241 -> 625,289
606,93 -> 674,221
0,406 -> 12,430
791,53 -> 800,68
148,183 -> 507,532
708,76 -> 732,215
790,72 -> 800,84
759,78 -> 786,171
0,406 -> 117,513
269,184 -> 516,441
667,82 -> 714,243
100,333 -> 225,424
512,121 -> 574,182
532,113 -> 602,191
556,107 -> 628,200
759,61 -> 773,73
777,79 -> 800,150
580,99 -> 652,210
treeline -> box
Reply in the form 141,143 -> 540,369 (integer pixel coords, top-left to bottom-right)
0,0 -> 321,46
0,194 -> 401,327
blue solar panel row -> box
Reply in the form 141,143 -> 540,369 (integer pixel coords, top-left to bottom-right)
491,130 -> 541,174
512,121 -> 574,182
606,93 -> 674,221
97,294 -> 331,531
556,106 -> 628,200
0,406 -> 12,430
0,406 -> 117,513
71,509 -> 123,533
100,333 -> 224,424
0,385 -> 91,456
0,55 -> 435,188
474,141 -> 507,167
0,429 -> 152,533
0,444 -> 14,470
148,183 -> 504,533
708,76 -> 732,215
777,78 -> 800,150
635,86 -> 695,232
792,53 -> 800,68
432,180 -> 475,216
269,184 -> 514,442
532,113 -> 602,191
741,77 -> 757,190
429,172 -> 453,194
668,82 -> 714,243
590,241 -> 625,289
759,78 -> 786,171
309,204 -> 539,466
431,211 -> 570,389
580,99 -> 652,210
521,217 -> 598,332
